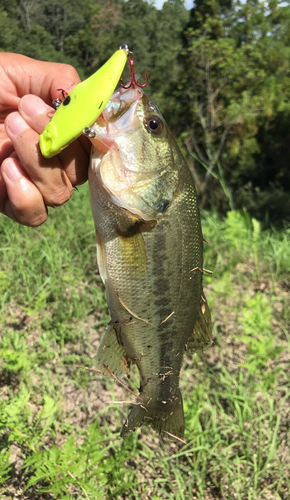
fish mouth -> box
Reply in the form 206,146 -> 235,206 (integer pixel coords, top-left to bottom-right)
91,86 -> 144,151
102,86 -> 143,125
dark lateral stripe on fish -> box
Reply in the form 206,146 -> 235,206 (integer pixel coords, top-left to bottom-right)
151,230 -> 176,404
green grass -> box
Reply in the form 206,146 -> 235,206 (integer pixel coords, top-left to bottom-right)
0,184 -> 289,499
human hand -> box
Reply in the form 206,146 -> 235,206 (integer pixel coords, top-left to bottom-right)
0,53 -> 91,226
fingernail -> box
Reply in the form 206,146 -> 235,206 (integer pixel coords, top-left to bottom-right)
7,113 -> 30,137
2,158 -> 22,182
20,94 -> 49,119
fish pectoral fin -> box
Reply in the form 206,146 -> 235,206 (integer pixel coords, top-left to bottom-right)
121,389 -> 184,439
187,290 -> 212,352
95,323 -> 130,379
117,225 -> 147,280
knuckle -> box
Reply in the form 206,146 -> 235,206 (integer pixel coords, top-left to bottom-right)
12,204 -> 48,227
45,185 -> 73,207
58,63 -> 80,82
28,210 -> 48,227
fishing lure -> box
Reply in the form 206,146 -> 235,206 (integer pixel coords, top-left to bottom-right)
39,45 -> 129,158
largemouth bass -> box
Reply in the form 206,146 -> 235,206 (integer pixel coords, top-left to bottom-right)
88,85 -> 212,438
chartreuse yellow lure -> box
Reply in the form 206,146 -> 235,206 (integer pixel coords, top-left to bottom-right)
39,46 -> 129,158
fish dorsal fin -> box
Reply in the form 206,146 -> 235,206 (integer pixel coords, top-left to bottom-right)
187,291 -> 212,352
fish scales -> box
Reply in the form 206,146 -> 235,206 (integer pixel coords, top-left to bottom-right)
88,86 -> 211,438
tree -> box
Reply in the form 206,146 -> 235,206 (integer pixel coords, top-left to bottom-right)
175,0 -> 290,222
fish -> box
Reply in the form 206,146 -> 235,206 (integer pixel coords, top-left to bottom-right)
88,84 -> 212,438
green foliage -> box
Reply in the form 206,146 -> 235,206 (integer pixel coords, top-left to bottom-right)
173,0 -> 290,220
0,7 -> 19,51
23,430 -> 108,498
0,449 -> 11,486
223,210 -> 257,248
182,368 -> 285,498
238,292 -> 284,378
0,188 -> 289,498
23,427 -> 136,499
177,26 -> 289,213
1,0 -> 290,219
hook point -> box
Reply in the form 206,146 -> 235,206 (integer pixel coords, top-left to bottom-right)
120,51 -> 148,89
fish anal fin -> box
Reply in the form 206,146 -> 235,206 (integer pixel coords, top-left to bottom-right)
96,323 -> 129,379
187,291 -> 212,352
121,389 -> 184,439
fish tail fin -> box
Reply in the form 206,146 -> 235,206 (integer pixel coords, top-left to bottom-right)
121,389 -> 184,439
95,323 -> 129,379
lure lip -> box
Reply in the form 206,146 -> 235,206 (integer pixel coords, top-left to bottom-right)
39,47 -> 129,158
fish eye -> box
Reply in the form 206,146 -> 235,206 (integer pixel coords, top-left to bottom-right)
145,117 -> 163,135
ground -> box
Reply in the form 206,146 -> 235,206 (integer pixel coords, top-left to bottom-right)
0,188 -> 289,499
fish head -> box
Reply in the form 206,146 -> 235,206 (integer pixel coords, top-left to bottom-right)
89,86 -> 181,220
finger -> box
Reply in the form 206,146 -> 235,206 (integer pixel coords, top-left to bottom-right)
5,111 -> 73,207
19,94 -> 90,185
0,53 -> 81,106
1,157 -> 47,226
0,125 -> 14,163
18,95 -> 54,130
0,162 -> 7,205
58,137 -> 90,186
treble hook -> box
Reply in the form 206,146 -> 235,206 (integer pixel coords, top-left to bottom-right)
120,51 -> 148,89
52,89 -> 69,109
